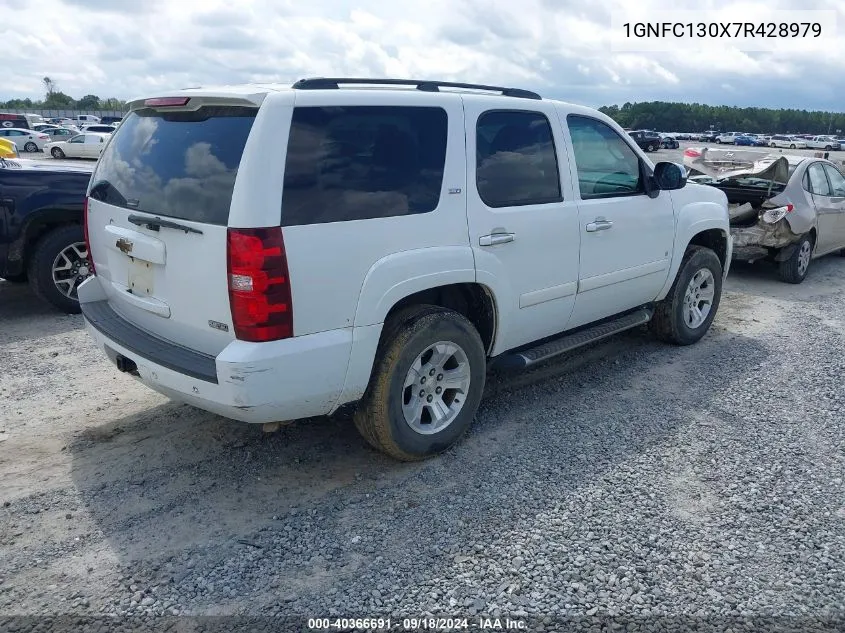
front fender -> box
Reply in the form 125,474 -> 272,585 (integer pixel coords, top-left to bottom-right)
657,199 -> 730,301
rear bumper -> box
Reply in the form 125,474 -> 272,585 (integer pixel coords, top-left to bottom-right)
79,278 -> 353,424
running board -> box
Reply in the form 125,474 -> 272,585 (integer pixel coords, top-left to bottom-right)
494,308 -> 653,371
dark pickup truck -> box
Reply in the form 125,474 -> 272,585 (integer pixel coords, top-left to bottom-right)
626,129 -> 663,152
0,157 -> 94,312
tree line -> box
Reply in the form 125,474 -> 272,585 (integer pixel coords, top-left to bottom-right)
598,101 -> 845,134
0,77 -> 126,111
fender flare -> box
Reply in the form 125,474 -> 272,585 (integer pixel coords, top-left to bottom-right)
657,209 -> 730,300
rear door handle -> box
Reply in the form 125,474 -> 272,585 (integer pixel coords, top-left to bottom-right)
479,233 -> 515,246
586,220 -> 614,232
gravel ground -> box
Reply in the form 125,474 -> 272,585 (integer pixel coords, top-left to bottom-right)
1,251 -> 845,631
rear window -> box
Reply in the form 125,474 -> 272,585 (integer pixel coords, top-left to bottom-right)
89,106 -> 257,225
281,106 -> 448,225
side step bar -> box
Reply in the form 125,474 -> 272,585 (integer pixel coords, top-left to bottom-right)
494,308 -> 653,371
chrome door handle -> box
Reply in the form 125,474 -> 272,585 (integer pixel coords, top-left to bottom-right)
479,233 -> 515,246
586,220 -> 614,232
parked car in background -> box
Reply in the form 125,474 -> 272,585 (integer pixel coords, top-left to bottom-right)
660,135 -> 679,149
99,116 -> 123,125
716,132 -> 741,144
41,127 -> 77,141
0,158 -> 95,310
734,135 -> 757,146
627,129 -> 663,151
43,132 -> 110,159
78,78 -> 731,461
805,136 -> 841,151
32,124 -> 59,132
69,114 -> 101,126
770,135 -> 807,149
685,146 -> 845,283
80,125 -> 117,134
0,138 -> 18,158
0,113 -> 32,129
700,131 -> 720,142
0,128 -> 50,152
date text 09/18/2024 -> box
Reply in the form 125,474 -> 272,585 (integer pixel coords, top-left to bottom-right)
306,617 -> 527,630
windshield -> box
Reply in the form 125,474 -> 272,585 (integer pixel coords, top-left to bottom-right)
89,106 -> 257,225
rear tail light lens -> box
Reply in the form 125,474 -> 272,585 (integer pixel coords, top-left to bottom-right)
684,148 -> 702,158
227,227 -> 293,342
762,204 -> 794,224
83,197 -> 95,274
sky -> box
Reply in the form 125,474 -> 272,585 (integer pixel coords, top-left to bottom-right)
2,0 -> 844,111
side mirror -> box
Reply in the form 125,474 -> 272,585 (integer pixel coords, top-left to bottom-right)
653,161 -> 687,190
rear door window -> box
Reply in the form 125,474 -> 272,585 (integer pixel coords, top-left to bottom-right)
475,110 -> 562,207
806,162 -> 832,196
89,106 -> 257,225
282,106 -> 448,225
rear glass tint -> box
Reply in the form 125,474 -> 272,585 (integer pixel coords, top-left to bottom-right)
281,106 -> 448,225
89,106 -> 256,226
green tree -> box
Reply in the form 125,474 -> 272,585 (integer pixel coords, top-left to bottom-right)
76,94 -> 101,110
43,91 -> 74,107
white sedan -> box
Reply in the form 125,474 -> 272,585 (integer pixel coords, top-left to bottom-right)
0,127 -> 51,152
43,132 -> 111,159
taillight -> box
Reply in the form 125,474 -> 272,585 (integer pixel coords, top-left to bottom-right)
83,197 -> 95,274
38,134 -> 48,139
227,227 -> 293,342
684,148 -> 702,158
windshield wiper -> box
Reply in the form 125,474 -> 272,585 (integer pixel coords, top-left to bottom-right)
128,214 -> 203,235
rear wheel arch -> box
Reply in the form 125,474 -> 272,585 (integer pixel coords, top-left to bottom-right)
384,282 -> 497,356
11,210 -> 81,269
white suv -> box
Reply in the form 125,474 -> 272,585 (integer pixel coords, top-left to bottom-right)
79,78 -> 731,460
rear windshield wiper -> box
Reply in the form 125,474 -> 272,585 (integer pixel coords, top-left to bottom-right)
128,214 -> 203,235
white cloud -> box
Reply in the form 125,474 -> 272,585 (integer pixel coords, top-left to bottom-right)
1,0 -> 844,110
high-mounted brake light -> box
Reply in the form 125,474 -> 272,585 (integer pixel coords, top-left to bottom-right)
83,197 -> 95,274
144,97 -> 190,107
227,227 -> 293,342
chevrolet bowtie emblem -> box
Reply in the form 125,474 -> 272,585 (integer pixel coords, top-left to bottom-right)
116,237 -> 133,254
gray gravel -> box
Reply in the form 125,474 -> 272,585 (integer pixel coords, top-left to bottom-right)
1,256 -> 845,632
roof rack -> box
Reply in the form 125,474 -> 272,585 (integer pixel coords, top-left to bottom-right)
291,78 -> 542,100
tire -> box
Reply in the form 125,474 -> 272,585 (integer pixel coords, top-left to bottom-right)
650,246 -> 723,346
716,139 -> 722,144
24,142 -> 38,153
646,143 -> 656,152
51,147 -> 65,158
789,144 -> 796,149
778,235 -> 813,284
1,272 -> 27,283
770,143 -> 776,147
353,305 -> 486,461
27,225 -> 90,313
825,145 -> 833,151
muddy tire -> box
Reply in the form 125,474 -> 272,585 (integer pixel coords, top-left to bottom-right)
778,235 -> 813,284
27,225 -> 88,313
353,305 -> 486,461
650,246 -> 722,346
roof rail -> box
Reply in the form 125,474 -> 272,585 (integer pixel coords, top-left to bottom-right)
291,77 -> 542,100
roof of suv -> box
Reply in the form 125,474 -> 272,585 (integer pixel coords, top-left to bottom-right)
126,77 -> 607,120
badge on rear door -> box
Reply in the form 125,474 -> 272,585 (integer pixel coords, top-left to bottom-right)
116,237 -> 133,254
208,320 -> 229,332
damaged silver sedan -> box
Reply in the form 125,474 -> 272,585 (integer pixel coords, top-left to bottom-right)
684,147 -> 845,283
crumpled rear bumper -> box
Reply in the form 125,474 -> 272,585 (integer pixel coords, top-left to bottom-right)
730,219 -> 799,261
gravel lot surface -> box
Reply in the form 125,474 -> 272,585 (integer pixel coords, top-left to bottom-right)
2,151 -> 845,632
